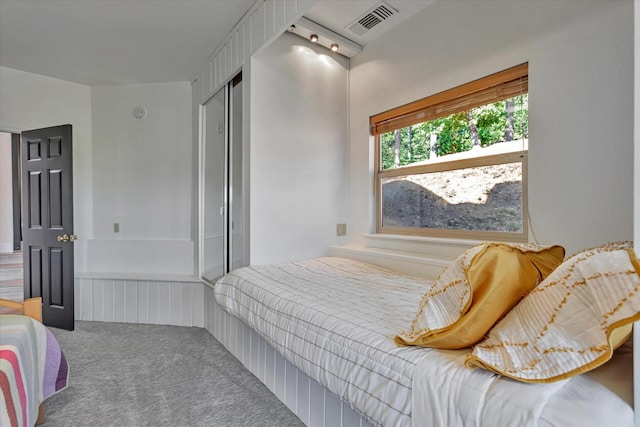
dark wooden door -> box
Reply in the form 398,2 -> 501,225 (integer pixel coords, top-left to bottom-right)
21,125 -> 75,330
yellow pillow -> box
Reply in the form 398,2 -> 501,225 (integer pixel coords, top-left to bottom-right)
466,242 -> 640,383
395,242 -> 565,349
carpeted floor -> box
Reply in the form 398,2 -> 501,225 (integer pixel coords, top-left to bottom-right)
42,321 -> 304,426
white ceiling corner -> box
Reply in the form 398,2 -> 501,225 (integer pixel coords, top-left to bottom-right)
0,0 -> 437,86
0,0 -> 255,86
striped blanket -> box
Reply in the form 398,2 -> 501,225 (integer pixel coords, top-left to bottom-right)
214,257 -> 431,426
1,315 -> 69,427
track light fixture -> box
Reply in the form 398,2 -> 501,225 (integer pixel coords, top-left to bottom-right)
288,17 -> 362,57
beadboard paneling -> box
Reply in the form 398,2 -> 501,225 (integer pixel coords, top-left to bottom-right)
75,277 -> 204,327
195,0 -> 315,104
251,5 -> 265,56
273,0 -> 286,36
205,285 -> 374,427
215,51 -> 223,89
206,61 -> 214,99
265,0 -> 275,43
234,24 -> 245,71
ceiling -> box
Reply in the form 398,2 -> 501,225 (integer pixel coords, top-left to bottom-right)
0,0 -> 435,87
0,0 -> 255,86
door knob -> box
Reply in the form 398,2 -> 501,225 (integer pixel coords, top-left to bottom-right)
57,234 -> 69,242
70,235 -> 78,241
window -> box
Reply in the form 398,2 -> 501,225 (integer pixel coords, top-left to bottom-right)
372,63 -> 528,241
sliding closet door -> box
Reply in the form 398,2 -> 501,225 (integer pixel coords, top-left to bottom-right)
201,72 -> 246,282
230,76 -> 245,271
203,88 -> 226,281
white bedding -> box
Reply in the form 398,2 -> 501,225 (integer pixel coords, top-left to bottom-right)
412,345 -> 633,426
214,257 -> 633,427
215,257 -> 429,426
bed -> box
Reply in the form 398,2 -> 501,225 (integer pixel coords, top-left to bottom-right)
0,298 -> 69,427
213,248 -> 637,427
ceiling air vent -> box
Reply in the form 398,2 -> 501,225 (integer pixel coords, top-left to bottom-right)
347,2 -> 398,37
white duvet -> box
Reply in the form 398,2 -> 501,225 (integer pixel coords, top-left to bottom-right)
214,257 -> 633,427
412,346 -> 632,426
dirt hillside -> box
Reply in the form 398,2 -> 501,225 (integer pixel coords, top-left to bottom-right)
382,163 -> 522,232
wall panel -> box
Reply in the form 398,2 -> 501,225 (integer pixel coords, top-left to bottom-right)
125,280 -> 138,323
148,282 -> 159,324
75,277 -> 204,327
92,280 -> 104,321
285,359 -> 298,410
265,0 -> 275,39
103,280 -> 114,322
251,4 -> 265,56
204,61 -> 213,99
284,0 -> 299,23
235,25 -> 244,71
215,53 -> 222,90
274,0 -> 286,34
199,69 -> 206,105
226,38 -> 233,78
297,371 -> 311,425
296,0 -> 315,15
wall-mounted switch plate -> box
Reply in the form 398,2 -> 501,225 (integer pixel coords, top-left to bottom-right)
114,223 -> 120,233
336,223 -> 347,236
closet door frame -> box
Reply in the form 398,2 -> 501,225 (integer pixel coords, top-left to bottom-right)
199,85 -> 227,283
198,71 -> 244,284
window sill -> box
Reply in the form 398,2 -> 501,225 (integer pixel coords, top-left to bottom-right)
363,233 -> 481,258
328,234 -> 481,279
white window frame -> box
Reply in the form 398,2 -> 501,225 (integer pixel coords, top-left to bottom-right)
372,64 -> 529,242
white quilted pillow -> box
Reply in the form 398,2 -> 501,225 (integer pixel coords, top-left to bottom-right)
466,242 -> 640,382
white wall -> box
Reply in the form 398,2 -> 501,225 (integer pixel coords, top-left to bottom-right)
0,68 -> 195,276
250,32 -> 349,264
0,133 -> 13,252
348,0 -> 634,257
634,2 -> 639,423
89,82 -> 193,274
635,0 -> 639,253
0,66 -> 93,269
633,0 -> 640,427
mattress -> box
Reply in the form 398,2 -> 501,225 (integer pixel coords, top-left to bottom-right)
214,257 -> 633,427
215,257 -> 429,426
